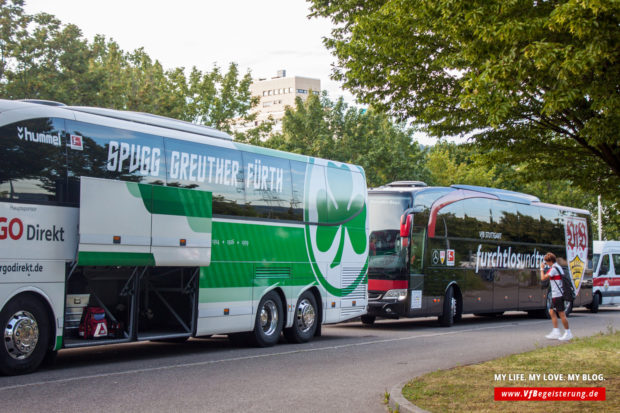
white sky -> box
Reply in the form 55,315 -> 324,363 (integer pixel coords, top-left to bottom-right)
23,0 -> 437,145
23,0 -> 353,101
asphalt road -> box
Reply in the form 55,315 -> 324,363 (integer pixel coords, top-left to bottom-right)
1,307 -> 617,412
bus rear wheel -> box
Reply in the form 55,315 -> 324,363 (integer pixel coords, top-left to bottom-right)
252,291 -> 283,347
284,291 -> 318,343
0,295 -> 50,376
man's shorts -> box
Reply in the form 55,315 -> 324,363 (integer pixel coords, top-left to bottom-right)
551,297 -> 565,312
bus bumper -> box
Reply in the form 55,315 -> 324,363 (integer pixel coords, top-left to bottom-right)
366,300 -> 407,318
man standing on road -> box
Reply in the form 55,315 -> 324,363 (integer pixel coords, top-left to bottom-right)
540,252 -> 573,341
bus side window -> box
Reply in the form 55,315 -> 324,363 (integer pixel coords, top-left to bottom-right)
67,120 -> 166,186
437,202 -> 464,238
290,161 -> 306,221
518,204 -> 540,244
242,152 -> 293,220
164,138 -> 245,216
0,117 -> 68,205
539,207 -> 564,246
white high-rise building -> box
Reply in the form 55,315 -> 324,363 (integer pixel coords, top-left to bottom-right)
236,70 -> 321,134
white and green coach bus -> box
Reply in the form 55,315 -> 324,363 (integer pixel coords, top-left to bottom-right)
0,99 -> 368,375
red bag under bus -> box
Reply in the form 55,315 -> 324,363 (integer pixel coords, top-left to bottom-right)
79,307 -> 108,338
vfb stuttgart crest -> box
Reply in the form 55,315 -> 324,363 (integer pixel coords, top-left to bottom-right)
304,161 -> 368,297
565,216 -> 588,293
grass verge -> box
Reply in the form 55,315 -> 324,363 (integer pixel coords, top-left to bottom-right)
402,329 -> 619,412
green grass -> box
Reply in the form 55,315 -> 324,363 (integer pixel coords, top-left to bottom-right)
402,330 -> 619,412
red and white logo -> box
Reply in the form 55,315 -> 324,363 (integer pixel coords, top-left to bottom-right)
70,134 -> 83,150
447,249 -> 455,266
565,216 -> 588,293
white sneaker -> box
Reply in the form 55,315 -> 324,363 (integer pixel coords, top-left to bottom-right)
545,329 -> 561,339
559,331 -> 573,341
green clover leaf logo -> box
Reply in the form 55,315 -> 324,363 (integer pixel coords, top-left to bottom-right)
316,163 -> 367,268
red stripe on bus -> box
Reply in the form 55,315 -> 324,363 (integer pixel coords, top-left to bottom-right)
368,279 -> 408,291
593,277 -> 620,287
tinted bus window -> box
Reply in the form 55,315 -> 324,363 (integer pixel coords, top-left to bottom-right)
164,138 -> 245,216
66,120 -> 166,185
518,204 -> 540,244
435,201 -> 462,237
413,188 -> 453,209
490,199 -> 519,242
0,118 -> 69,205
242,152 -> 293,220
290,160 -> 306,221
461,198 -> 493,235
539,207 -> 564,246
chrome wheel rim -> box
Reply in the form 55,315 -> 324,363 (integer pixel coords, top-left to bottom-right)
4,311 -> 39,360
260,300 -> 279,336
451,297 -> 457,317
295,298 -> 316,333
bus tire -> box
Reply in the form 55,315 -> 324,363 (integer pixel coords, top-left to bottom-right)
284,291 -> 318,344
438,287 -> 457,327
360,315 -> 376,326
151,336 -> 189,344
588,293 -> 600,313
0,295 -> 51,376
252,291 -> 283,347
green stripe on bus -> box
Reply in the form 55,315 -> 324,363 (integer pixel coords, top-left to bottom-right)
151,185 -> 212,218
78,251 -> 156,266
128,182 -> 213,218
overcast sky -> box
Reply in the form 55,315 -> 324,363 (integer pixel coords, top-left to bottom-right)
24,0 -> 353,101
24,0 -> 440,144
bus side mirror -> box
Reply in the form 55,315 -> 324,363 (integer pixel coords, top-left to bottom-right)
400,214 -> 413,237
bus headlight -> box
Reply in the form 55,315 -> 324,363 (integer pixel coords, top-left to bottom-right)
383,289 -> 407,301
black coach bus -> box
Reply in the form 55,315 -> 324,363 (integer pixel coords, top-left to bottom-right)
365,181 -> 594,326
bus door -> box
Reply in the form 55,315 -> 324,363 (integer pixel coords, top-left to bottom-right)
493,268 -> 519,311
596,252 -> 619,305
408,225 -> 426,312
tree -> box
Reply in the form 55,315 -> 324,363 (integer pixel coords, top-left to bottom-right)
309,0 -> 620,201
186,63 -> 258,134
265,92 -> 429,187
0,2 -> 259,137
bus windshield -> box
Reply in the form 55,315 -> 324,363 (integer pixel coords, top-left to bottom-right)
368,193 -> 411,274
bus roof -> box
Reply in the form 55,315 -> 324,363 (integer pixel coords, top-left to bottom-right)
369,182 -> 590,216
67,106 -> 232,141
0,99 -> 232,141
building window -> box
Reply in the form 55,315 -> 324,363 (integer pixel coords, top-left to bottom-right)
297,89 -> 307,94
262,91 -> 267,96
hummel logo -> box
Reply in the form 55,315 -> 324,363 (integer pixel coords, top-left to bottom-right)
15,126 -> 61,147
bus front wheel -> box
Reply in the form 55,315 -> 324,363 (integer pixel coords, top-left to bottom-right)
438,287 -> 458,327
252,291 -> 284,347
0,295 -> 51,376
588,293 -> 600,313
360,315 -> 376,326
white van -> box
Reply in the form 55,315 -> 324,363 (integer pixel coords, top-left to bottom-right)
591,240 -> 620,311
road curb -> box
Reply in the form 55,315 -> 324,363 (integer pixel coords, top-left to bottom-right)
388,380 -> 430,413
